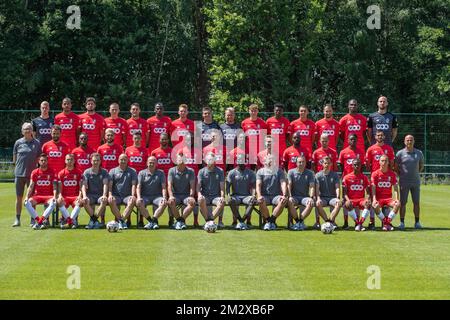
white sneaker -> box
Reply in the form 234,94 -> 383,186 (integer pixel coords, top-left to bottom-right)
355,224 -> 361,232
414,222 -> 422,229
12,217 -> 20,227
398,222 -> 405,230
240,222 -> 249,230
263,222 -> 271,231
270,222 -> 277,230
290,222 -> 299,231
152,222 -> 160,230
32,223 -> 40,230
180,222 -> 187,230
235,222 -> 242,230
118,221 -> 124,230
144,222 -> 154,230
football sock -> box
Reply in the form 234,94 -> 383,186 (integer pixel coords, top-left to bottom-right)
347,209 -> 358,222
361,209 -> 370,224
377,212 -> 385,221
24,200 -> 38,219
388,211 -> 396,221
59,205 -> 70,219
71,206 -> 80,220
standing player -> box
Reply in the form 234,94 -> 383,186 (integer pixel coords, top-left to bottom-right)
371,155 -> 400,231
266,103 -> 291,159
282,132 -> 310,171
54,97 -> 80,150
72,133 -> 95,173
315,104 -> 340,150
126,103 -> 148,148
57,154 -> 83,229
197,153 -> 225,229
395,135 -> 424,230
366,131 -> 395,173
32,101 -> 53,146
338,134 -> 365,177
339,99 -> 367,152
342,158 -> 372,231
82,153 -> 109,229
147,102 -> 172,154
167,154 -> 196,230
97,129 -> 124,172
256,155 -> 288,231
42,125 -> 71,174
105,102 -> 128,149
79,97 -> 106,150
151,133 -> 173,178
312,134 -> 338,173
288,105 -> 316,158
199,106 -> 222,149
136,156 -> 168,230
12,123 -> 41,227
125,132 -> 148,174
226,155 -> 257,230
24,154 -> 57,230
220,107 -> 242,170
286,156 -> 315,231
241,104 -> 267,166
367,96 -> 398,146
108,154 -> 138,230
170,104 -> 195,148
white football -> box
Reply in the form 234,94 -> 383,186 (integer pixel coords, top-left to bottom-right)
204,221 -> 217,233
321,222 -> 334,234
106,221 -> 119,233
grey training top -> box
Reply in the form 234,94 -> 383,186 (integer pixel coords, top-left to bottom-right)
256,167 -> 286,196
13,137 -> 41,178
168,166 -> 195,196
287,168 -> 315,197
227,167 -> 256,196
32,116 -> 54,145
138,169 -> 166,197
395,148 -> 424,184
198,166 -> 224,198
83,168 -> 110,196
315,170 -> 340,198
367,111 -> 398,146
109,166 -> 138,198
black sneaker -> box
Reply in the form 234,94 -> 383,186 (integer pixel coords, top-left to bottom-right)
368,222 -> 375,231
138,221 -> 144,228
342,222 -> 349,230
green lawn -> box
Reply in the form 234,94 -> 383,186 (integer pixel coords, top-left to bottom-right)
0,183 -> 449,300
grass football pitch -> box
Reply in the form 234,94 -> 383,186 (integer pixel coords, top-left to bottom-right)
0,183 -> 449,300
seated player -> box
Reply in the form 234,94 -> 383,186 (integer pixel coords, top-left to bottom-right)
315,156 -> 342,228
24,154 -> 57,230
81,153 -> 110,229
256,155 -> 288,231
371,155 -> 400,231
226,153 -> 257,230
136,156 -> 168,230
342,158 -> 371,231
57,153 -> 83,229
108,154 -> 138,230
167,153 -> 196,230
197,152 -> 225,230
286,155 -> 315,231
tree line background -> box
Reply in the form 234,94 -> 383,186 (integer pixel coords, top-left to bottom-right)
0,0 -> 448,117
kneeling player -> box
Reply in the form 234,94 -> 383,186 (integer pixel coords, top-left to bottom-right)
371,155 -> 400,231
24,154 -> 57,230
57,154 -> 83,229
342,158 -> 371,231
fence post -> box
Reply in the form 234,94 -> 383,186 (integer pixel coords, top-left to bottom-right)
424,114 -> 427,174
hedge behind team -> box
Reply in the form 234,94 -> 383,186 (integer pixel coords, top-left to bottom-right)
12,96 -> 424,229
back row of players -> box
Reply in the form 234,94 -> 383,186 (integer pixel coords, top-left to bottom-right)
15,96 -> 423,231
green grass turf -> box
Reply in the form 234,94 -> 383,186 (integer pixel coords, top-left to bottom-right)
0,182 -> 449,300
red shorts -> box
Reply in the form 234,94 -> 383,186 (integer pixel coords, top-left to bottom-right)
62,196 -> 79,207
376,198 -> 396,208
31,196 -> 54,204
350,198 -> 367,210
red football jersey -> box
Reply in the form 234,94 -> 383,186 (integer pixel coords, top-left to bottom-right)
42,140 -> 70,174
312,147 -> 338,172
282,145 -> 310,171
126,117 -> 148,147
371,169 -> 397,200
97,143 -> 124,171
343,172 -> 370,200
365,144 -> 395,172
339,113 -> 367,151
147,116 -> 172,153
125,145 -> 148,173
203,144 -> 226,172
72,145 -> 94,173
338,147 -> 365,177
31,168 -> 56,197
288,118 -> 316,157
104,117 -> 128,147
79,112 -> 106,150
315,118 -> 340,150
54,112 -> 80,150
241,117 -> 267,164
170,118 -> 195,147
266,116 -> 291,156
151,146 -> 173,177
58,167 -> 82,197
